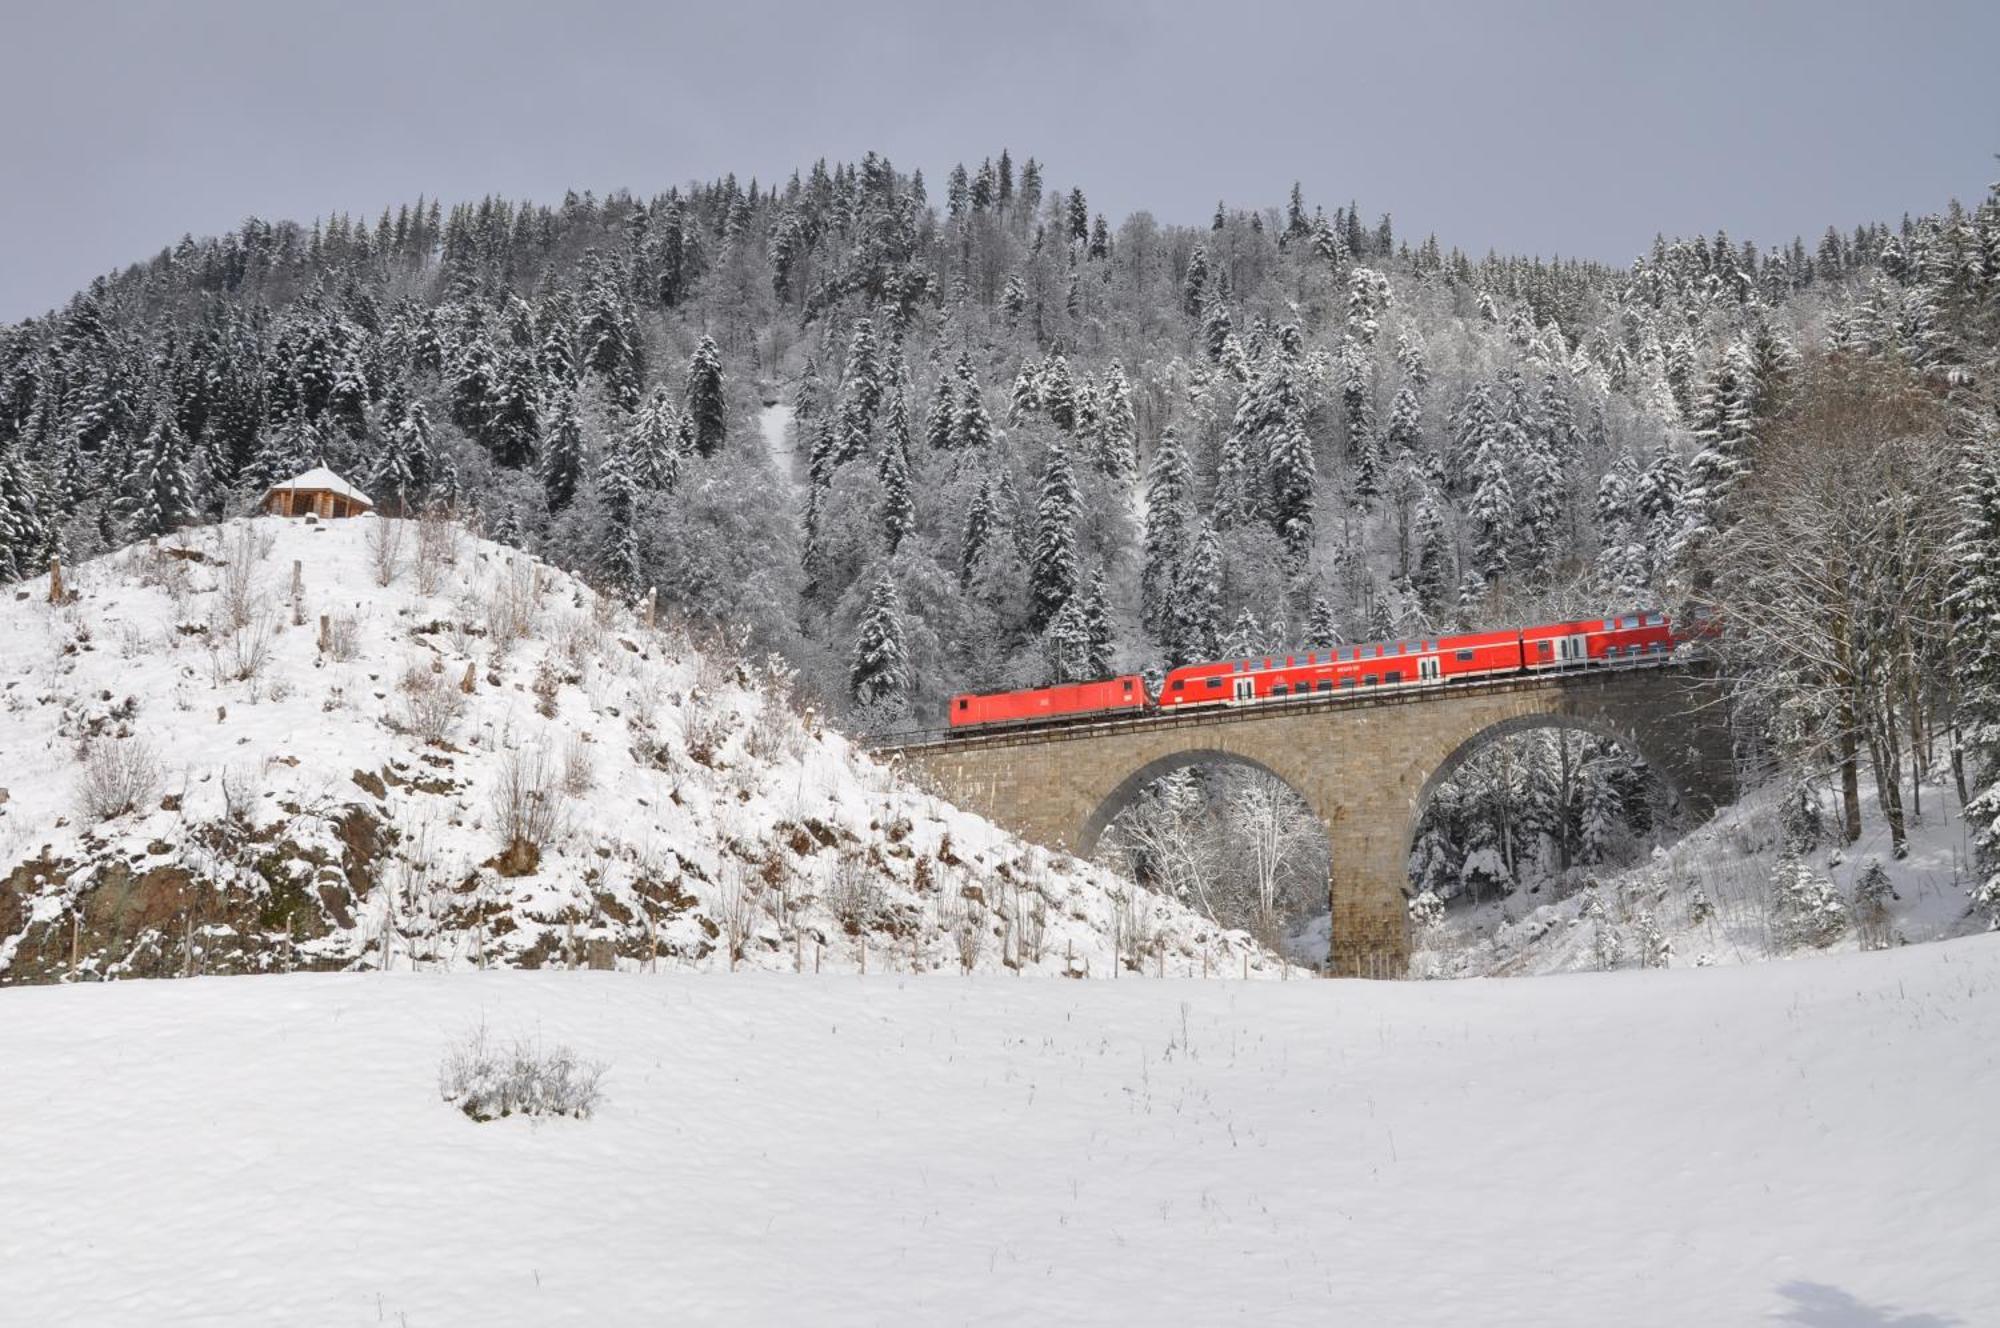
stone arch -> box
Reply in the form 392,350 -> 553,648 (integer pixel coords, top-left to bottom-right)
1400,708 -> 1688,868
1076,746 -> 1322,861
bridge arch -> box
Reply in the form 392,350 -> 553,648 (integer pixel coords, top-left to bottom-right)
1077,746 -> 1321,860
1400,709 -> 1690,868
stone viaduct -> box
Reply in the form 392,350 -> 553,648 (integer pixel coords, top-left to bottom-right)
882,664 -> 1736,978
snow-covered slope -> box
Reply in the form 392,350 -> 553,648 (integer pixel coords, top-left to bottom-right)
1412,775 -> 1990,979
2,937 -> 1994,1325
0,515 -> 1276,983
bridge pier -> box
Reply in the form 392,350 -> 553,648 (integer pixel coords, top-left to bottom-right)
883,665 -> 1735,980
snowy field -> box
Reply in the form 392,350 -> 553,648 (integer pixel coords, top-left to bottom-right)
4,938 -> 1997,1326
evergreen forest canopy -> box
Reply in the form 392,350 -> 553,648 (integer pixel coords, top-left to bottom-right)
2,149 -> 1999,921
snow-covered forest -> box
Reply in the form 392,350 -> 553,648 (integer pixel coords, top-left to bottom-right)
3,151 -> 1999,949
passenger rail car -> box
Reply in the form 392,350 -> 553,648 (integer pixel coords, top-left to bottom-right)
946,611 -> 1676,731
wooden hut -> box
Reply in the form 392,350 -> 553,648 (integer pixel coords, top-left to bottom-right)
260,467 -> 374,519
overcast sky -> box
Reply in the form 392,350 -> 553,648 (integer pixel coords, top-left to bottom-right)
2,0 -> 1995,322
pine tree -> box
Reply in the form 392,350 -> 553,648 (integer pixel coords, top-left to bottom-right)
1268,413 -> 1316,562
485,350 -> 540,469
878,416 -> 913,555
1031,442 -> 1079,629
629,387 -> 682,492
850,571 -> 907,709
960,473 -> 996,588
373,393 -> 434,514
1141,427 -> 1192,637
597,430 -> 643,593
685,333 -> 727,457
955,362 -> 994,451
1040,355 -> 1077,433
1182,245 -> 1210,318
0,442 -> 48,582
1467,430 -> 1515,584
124,406 -> 195,538
1170,524 -> 1223,665
1306,595 -> 1339,649
834,317 -> 883,464
1410,491 -> 1454,610
1093,362 -> 1138,478
541,383 -> 585,513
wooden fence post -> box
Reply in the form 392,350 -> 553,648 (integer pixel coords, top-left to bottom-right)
47,557 -> 62,605
290,560 -> 304,626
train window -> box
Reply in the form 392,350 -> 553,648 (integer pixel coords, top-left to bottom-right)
1364,674 -> 1378,686
1622,615 -> 1638,629
1206,678 -> 1223,689
1455,649 -> 1475,662
1315,681 -> 1333,693
957,699 -> 969,711
1122,680 -> 1134,692
1271,684 -> 1288,697
1605,619 -> 1617,631
1172,679 -> 1185,691
1386,670 -> 1402,684
1536,641 -> 1552,654
1339,678 -> 1356,689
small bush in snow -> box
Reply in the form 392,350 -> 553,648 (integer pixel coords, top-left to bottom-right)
76,739 -> 161,821
414,509 -> 460,595
1408,888 -> 1445,934
1852,858 -> 1897,950
829,853 -> 882,935
1771,855 -> 1846,951
1635,911 -> 1671,969
493,746 -> 565,872
206,606 -> 277,684
439,1026 -> 605,1122
367,516 -> 405,587
560,734 -> 595,795
324,614 -> 361,662
399,661 -> 464,744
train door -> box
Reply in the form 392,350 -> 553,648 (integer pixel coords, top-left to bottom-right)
1556,633 -> 1588,666
1418,654 -> 1442,684
1233,677 -> 1255,703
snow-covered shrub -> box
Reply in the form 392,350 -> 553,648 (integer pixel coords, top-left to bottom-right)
398,661 -> 464,745
323,614 -> 361,662
1636,911 -> 1671,969
1591,919 -> 1625,971
485,559 -> 539,645
1779,781 -> 1823,855
1853,858 -> 1897,950
205,605 -> 277,684
75,739 -> 160,821
560,734 -> 595,796
829,853 -> 883,935
1771,856 -> 1846,950
493,746 -> 565,872
414,509 -> 460,595
438,1026 -> 605,1122
718,862 -> 760,967
367,516 -> 404,587
1408,888 -> 1445,934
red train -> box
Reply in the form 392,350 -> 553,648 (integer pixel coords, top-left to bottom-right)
948,610 -> 1676,731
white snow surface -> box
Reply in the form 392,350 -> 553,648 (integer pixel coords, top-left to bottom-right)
2,938 -> 1996,1324
0,516 -> 1275,981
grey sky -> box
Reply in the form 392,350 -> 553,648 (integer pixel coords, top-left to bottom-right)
2,0 -> 1995,322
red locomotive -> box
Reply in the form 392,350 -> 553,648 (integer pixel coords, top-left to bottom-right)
947,610 -> 1676,731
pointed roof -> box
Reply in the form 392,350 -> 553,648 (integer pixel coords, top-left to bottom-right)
262,466 -> 373,508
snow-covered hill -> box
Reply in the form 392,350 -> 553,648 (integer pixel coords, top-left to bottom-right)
1,937 -> 1994,1324
0,515 -> 1277,983
1408,775 -> 1990,979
